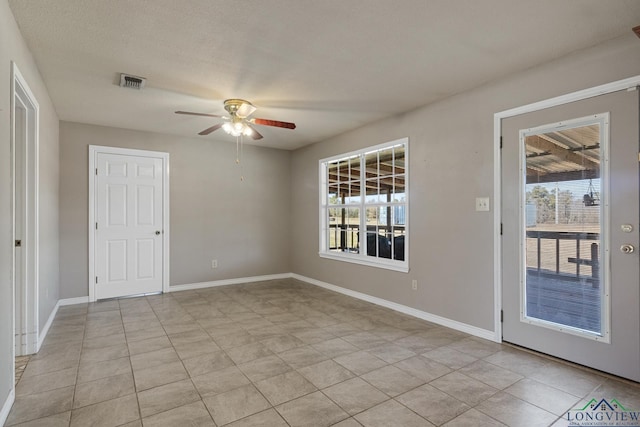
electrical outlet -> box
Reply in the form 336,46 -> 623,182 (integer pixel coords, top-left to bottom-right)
211,259 -> 218,269
411,279 -> 418,290
475,197 -> 490,212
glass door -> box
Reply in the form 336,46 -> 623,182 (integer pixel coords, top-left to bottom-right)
501,89 -> 639,381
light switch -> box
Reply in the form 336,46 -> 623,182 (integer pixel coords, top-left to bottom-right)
476,197 -> 490,212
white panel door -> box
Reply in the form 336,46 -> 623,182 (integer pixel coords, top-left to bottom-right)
501,89 -> 639,381
95,153 -> 163,299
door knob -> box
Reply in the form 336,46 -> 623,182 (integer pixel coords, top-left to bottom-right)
155,230 -> 161,235
620,244 -> 635,254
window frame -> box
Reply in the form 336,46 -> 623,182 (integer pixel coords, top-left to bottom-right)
319,137 -> 409,273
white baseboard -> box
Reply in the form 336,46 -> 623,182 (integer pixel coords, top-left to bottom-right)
0,389 -> 15,427
37,296 -> 89,351
42,274 -> 498,344
37,301 -> 59,352
170,273 -> 292,292
59,296 -> 90,306
291,273 -> 499,342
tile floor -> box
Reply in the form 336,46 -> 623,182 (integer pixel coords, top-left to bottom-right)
13,356 -> 30,386
5,279 -> 640,426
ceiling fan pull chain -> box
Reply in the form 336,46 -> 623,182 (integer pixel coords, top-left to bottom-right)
236,136 -> 240,164
240,135 -> 245,181
235,135 -> 245,181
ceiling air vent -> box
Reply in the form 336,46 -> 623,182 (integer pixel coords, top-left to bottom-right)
119,73 -> 146,90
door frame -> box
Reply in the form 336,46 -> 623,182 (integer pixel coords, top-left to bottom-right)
493,75 -> 640,342
88,145 -> 170,302
11,62 -> 40,358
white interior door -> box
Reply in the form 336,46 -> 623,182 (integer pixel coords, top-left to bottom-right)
501,89 -> 639,381
95,152 -> 164,300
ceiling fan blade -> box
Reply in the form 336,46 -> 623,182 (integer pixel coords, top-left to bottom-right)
198,123 -> 223,135
175,111 -> 223,118
251,118 -> 296,130
236,102 -> 257,118
247,124 -> 263,140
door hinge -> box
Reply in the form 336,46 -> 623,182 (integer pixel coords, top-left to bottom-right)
96,222 -> 98,230
95,167 -> 98,175
95,277 -> 98,284
500,223 -> 503,235
500,310 -> 504,323
500,136 -> 503,149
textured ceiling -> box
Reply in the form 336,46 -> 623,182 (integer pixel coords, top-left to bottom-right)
8,0 -> 640,150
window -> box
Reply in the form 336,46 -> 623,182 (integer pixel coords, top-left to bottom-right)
319,138 -> 408,272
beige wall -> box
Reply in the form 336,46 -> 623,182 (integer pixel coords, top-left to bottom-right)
59,122 -> 292,298
0,0 -> 59,413
290,34 -> 640,333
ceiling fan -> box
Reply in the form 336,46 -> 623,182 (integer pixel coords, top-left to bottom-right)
175,99 -> 296,140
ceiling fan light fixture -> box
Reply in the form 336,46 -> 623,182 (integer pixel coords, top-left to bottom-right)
222,121 -> 253,137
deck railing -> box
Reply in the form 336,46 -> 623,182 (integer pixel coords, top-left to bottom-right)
526,230 -> 600,284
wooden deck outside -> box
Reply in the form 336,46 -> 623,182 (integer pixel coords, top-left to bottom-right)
523,224 -> 602,333
525,271 -> 601,334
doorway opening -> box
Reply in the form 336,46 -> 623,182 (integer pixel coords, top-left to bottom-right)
11,62 -> 40,377
496,77 -> 640,381
88,145 -> 170,302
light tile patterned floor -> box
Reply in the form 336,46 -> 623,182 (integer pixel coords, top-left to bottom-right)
13,356 -> 30,387
6,279 -> 640,426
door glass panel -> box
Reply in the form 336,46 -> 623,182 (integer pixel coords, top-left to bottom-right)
523,121 -> 603,335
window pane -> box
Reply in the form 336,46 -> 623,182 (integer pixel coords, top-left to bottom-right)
392,205 -> 406,226
338,160 -> 350,183
328,208 -> 341,250
378,206 -> 389,226
346,208 -> 360,253
328,181 -> 339,204
335,183 -> 348,201
392,233 -> 405,261
366,232 -> 391,259
365,152 -> 378,179
366,207 -> 378,227
350,156 -> 361,180
328,162 -> 339,184
393,175 -> 405,201
376,179 -> 391,202
364,179 -> 379,202
378,148 -> 394,177
349,181 -> 361,202
328,207 -> 359,253
524,122 -> 602,334
394,146 -> 406,175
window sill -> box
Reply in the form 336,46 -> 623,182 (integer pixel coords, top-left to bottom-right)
319,252 -> 409,273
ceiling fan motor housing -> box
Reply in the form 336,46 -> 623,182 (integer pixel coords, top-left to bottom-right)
224,99 -> 255,118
